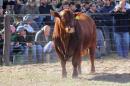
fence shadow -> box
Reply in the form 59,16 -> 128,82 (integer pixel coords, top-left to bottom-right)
88,73 -> 130,83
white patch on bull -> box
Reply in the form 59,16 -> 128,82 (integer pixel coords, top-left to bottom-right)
60,11 -> 64,16
65,27 -> 75,33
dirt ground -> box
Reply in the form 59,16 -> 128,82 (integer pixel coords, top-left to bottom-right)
0,55 -> 130,86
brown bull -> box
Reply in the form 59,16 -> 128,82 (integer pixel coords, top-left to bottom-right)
51,9 -> 96,78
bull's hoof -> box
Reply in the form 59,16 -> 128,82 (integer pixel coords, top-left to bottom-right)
89,72 -> 96,75
62,74 -> 67,78
91,67 -> 95,73
78,70 -> 82,75
91,70 -> 95,72
72,74 -> 78,78
72,75 -> 78,79
62,76 -> 67,78
90,69 -> 96,75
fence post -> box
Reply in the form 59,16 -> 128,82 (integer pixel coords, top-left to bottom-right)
3,14 -> 11,66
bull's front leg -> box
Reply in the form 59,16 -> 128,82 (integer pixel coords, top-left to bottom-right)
61,60 -> 67,78
72,60 -> 78,78
55,45 -> 67,78
72,53 -> 81,78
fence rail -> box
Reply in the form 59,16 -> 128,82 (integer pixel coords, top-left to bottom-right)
0,13 -> 130,65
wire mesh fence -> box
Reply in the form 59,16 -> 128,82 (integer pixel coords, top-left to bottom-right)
0,13 -> 130,65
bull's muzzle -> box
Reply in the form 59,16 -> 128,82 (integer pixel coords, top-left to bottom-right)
65,27 -> 75,33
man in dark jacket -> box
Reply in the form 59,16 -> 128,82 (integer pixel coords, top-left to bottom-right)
14,0 -> 23,14
39,0 -> 54,26
87,3 -> 105,58
99,0 -> 115,55
113,0 -> 130,58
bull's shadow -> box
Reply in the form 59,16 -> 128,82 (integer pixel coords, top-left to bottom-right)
87,73 -> 130,83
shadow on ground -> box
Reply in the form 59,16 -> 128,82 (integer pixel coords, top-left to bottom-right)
87,73 -> 130,83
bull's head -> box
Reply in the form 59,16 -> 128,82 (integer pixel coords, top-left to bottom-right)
51,9 -> 75,33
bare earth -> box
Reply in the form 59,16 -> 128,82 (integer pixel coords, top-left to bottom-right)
0,55 -> 130,86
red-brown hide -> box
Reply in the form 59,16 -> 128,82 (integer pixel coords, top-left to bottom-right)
51,9 -> 96,78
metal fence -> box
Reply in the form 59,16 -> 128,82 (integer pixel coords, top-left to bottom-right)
0,13 -> 130,65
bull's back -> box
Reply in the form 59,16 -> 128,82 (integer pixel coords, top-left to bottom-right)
77,13 -> 96,49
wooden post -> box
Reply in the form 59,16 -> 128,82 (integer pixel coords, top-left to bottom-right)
3,14 -> 11,66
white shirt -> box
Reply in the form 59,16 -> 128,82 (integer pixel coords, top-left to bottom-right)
115,2 -> 130,10
24,24 -> 35,33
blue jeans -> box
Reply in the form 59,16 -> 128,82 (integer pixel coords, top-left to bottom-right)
35,45 -> 43,63
96,29 -> 105,58
12,45 -> 26,64
96,29 -> 104,48
24,45 -> 36,63
43,41 -> 57,62
114,32 -> 129,58
43,49 -> 57,63
102,26 -> 113,54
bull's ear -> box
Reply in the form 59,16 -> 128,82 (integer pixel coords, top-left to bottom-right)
74,12 -> 80,20
50,10 -> 61,18
74,13 -> 79,17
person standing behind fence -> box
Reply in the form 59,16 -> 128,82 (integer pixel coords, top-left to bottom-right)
14,0 -> 24,14
35,25 -> 56,63
60,1 -> 70,11
87,2 -> 105,58
99,0 -> 115,55
96,0 -> 104,10
69,2 -> 76,12
80,1 -> 90,13
20,0 -> 39,14
51,0 -> 60,11
113,0 -> 130,58
39,0 -> 54,26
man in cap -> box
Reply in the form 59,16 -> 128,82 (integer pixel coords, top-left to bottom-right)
22,14 -> 39,32
13,26 -> 36,64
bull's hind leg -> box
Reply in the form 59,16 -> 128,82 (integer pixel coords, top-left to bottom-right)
89,47 -> 95,73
